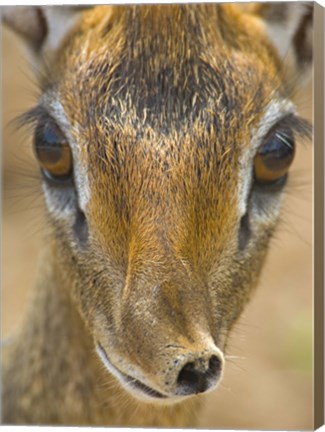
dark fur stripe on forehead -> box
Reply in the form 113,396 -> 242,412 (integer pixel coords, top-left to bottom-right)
85,56 -> 266,135
61,5 -> 280,140
19,4 -> 312,152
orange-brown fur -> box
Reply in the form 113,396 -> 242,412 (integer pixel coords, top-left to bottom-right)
2,4 -> 312,426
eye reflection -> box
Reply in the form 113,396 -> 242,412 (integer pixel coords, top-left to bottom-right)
254,128 -> 295,184
34,120 -> 72,181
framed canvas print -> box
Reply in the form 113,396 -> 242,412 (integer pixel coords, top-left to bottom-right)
1,2 -> 324,430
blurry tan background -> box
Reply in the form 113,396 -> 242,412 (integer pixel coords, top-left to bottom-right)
2,25 -> 313,429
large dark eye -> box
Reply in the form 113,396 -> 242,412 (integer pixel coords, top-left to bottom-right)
254,128 -> 295,185
34,120 -> 72,182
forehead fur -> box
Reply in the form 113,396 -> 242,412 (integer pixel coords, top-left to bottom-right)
43,4 -> 287,266
55,4 -> 282,132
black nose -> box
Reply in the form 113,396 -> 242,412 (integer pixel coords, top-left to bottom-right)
176,355 -> 222,395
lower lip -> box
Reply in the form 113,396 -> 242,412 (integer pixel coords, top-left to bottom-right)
127,377 -> 168,399
96,343 -> 168,400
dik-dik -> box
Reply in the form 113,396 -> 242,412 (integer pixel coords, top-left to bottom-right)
2,3 -> 312,427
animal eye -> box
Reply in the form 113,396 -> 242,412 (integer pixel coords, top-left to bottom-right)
34,120 -> 72,182
254,128 -> 295,185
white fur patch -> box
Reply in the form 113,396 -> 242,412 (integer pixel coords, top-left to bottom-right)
237,99 -> 296,218
95,343 -> 174,404
44,98 -> 91,216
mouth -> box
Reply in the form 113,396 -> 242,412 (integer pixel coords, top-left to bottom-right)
96,342 -> 169,401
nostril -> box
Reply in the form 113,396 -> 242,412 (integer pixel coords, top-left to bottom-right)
177,362 -> 195,385
208,355 -> 222,376
177,361 -> 207,394
176,355 -> 223,396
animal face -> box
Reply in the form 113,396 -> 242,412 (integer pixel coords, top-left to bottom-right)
9,4 -> 312,403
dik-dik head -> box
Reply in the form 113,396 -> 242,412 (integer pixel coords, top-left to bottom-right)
4,4 -> 312,403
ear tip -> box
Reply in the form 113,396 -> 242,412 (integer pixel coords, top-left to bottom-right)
2,6 -> 47,50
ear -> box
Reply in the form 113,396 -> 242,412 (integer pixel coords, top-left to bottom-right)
2,6 -> 90,56
250,2 -> 313,78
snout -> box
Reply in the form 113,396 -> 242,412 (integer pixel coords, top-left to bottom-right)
96,268 -> 225,403
96,340 -> 224,403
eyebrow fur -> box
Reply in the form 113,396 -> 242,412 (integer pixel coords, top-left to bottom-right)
15,105 -> 51,132
279,113 -> 312,142
15,104 -> 313,147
